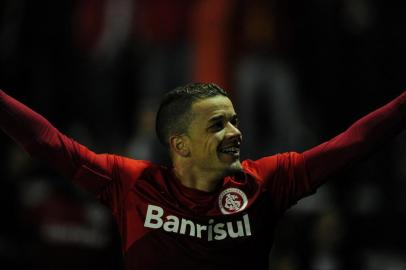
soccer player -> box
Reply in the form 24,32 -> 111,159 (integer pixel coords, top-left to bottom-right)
1,83 -> 405,270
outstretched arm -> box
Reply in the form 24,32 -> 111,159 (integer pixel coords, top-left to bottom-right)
303,91 -> 406,189
0,90 -> 114,181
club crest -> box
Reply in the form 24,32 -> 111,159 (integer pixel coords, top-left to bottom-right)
218,188 -> 248,215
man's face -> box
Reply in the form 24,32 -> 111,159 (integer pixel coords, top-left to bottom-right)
184,95 -> 243,176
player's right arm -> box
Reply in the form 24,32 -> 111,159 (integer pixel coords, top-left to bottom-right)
0,90 -> 114,187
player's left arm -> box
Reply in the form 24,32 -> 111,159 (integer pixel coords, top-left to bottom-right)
302,91 -> 406,189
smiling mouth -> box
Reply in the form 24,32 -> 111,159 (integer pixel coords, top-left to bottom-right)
218,144 -> 241,157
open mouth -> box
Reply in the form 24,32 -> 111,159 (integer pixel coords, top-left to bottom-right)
218,143 -> 241,157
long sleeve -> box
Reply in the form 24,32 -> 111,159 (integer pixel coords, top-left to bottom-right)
0,90 -> 114,181
303,91 -> 406,188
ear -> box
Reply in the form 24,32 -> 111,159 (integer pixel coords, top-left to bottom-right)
169,135 -> 190,157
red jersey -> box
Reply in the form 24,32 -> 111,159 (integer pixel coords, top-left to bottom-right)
71,150 -> 310,270
1,90 -> 405,269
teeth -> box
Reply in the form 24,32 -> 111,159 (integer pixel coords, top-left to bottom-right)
219,147 -> 239,153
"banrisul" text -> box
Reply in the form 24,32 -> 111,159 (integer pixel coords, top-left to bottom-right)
143,204 -> 252,241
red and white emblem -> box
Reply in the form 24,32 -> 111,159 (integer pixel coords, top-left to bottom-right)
218,188 -> 248,215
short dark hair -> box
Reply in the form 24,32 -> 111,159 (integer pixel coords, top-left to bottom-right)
156,83 -> 228,146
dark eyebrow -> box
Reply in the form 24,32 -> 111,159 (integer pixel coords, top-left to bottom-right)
208,115 -> 225,123
208,114 -> 238,124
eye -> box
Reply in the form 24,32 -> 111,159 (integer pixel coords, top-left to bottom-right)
210,121 -> 225,131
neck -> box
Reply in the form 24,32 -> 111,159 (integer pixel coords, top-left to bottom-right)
172,165 -> 225,192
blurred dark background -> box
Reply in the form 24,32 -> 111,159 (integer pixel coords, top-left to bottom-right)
1,0 -> 406,269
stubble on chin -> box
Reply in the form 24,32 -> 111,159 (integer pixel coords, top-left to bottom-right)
222,161 -> 243,177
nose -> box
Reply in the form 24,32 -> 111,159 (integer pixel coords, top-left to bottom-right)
226,122 -> 242,139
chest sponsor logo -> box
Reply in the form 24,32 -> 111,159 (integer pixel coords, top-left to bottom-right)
143,204 -> 252,241
218,187 -> 248,215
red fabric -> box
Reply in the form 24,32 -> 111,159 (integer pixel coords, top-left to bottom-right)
1,90 -> 406,269
303,91 -> 406,187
